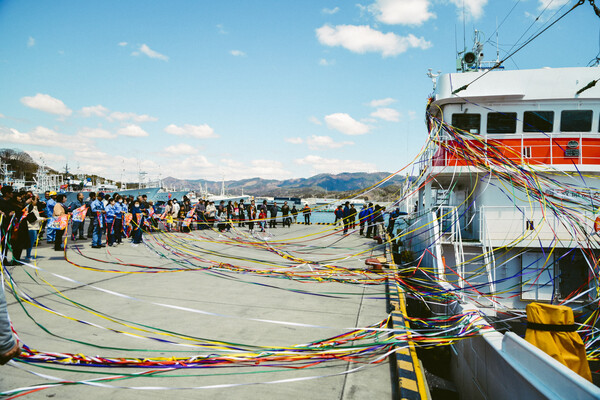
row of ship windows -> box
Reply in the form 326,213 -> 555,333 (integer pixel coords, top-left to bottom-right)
451,110 -> 596,134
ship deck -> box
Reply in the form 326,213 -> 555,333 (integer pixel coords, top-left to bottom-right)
1,223 -> 396,399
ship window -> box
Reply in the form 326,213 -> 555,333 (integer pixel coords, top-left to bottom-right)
451,113 -> 480,134
521,252 -> 554,301
487,112 -> 517,134
560,110 -> 593,132
523,111 -> 554,133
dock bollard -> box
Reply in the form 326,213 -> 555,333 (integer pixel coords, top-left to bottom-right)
525,302 -> 592,382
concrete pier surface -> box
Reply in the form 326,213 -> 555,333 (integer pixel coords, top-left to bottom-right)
1,223 -> 394,399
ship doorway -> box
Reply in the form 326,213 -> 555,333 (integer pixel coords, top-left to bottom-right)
557,250 -> 591,302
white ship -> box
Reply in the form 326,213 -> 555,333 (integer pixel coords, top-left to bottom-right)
400,33 -> 600,398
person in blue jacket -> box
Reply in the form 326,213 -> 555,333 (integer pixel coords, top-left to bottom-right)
342,201 -> 351,234
131,199 -> 144,244
68,192 -> 86,241
358,205 -> 368,235
90,193 -> 105,248
45,191 -> 57,244
365,203 -> 375,238
105,197 -> 117,246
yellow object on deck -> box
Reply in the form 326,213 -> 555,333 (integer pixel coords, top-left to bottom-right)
525,302 -> 592,382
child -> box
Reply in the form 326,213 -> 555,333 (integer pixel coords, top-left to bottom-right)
258,209 -> 267,232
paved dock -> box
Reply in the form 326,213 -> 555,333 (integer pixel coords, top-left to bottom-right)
1,223 -> 394,399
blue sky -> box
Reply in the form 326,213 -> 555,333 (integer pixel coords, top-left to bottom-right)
0,0 -> 598,183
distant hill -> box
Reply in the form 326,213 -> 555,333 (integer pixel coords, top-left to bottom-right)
162,172 -> 410,198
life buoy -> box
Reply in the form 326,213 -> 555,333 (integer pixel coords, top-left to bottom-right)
594,216 -> 600,233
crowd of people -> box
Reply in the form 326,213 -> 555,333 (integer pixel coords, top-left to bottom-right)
0,184 -> 405,366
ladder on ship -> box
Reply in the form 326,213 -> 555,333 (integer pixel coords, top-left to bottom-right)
448,208 -> 496,307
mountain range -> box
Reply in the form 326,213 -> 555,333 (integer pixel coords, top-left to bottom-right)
162,172 -> 410,197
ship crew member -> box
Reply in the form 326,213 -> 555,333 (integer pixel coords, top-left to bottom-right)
45,191 -> 57,244
90,193 -> 105,248
68,192 -> 86,241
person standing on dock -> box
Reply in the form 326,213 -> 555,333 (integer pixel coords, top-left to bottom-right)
343,201 -> 351,234
358,205 -> 368,235
238,199 -> 245,227
247,200 -> 257,232
269,202 -> 278,228
90,193 -> 105,248
258,207 -> 267,232
281,201 -> 291,227
365,203 -> 374,238
302,204 -> 311,225
68,192 -> 86,241
291,204 -> 298,224
85,192 -> 96,239
45,191 -> 57,244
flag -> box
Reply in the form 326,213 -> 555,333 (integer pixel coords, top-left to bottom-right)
72,205 -> 87,222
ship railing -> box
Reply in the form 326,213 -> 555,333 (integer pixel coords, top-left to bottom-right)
480,210 -> 498,309
478,205 -> 594,248
428,130 -> 600,167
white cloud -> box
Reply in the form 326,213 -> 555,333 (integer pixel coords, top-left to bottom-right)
78,127 -> 116,139
322,7 -> 340,14
230,50 -> 246,57
309,116 -> 322,125
537,0 -> 569,10
108,111 -> 157,123
80,105 -> 109,117
316,24 -> 431,57
164,143 -> 198,155
369,97 -> 396,107
21,93 -> 72,116
371,108 -> 400,122
164,123 -> 218,139
118,42 -> 128,46
217,24 -> 227,35
369,0 -> 436,25
26,150 -> 65,163
408,110 -> 417,120
324,113 -> 370,135
306,135 -> 353,150
134,44 -> 169,61
295,155 -> 377,174
117,124 -> 149,137
447,0 -> 488,19
285,137 -> 304,144
319,58 -> 335,66
27,37 -> 35,47
0,126 -> 94,152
